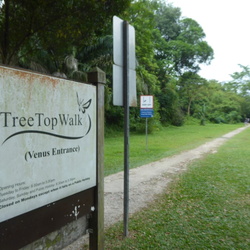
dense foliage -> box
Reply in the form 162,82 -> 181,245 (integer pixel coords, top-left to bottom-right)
0,0 -> 248,131
0,0 -> 131,67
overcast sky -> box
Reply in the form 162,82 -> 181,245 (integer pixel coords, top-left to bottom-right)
168,0 -> 250,82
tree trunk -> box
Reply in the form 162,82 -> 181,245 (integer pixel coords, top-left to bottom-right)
187,98 -> 192,116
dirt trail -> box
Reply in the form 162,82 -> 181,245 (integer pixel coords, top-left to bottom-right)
65,125 -> 249,249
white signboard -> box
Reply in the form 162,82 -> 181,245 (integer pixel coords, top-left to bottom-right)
140,95 -> 154,109
113,64 -> 137,107
113,15 -> 136,70
113,15 -> 137,107
0,66 -> 96,222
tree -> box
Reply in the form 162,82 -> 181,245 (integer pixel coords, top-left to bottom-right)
1,0 -> 223,129
225,65 -> 250,118
196,80 -> 243,124
178,72 -> 207,116
0,0 -> 131,65
155,2 -> 182,42
225,64 -> 250,96
156,78 -> 184,126
121,0 -> 160,94
155,3 -> 214,75
112,1 -> 214,127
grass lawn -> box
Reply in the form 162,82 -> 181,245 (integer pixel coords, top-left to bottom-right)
104,126 -> 250,249
104,123 -> 242,176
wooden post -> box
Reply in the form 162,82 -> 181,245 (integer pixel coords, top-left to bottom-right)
88,67 -> 106,250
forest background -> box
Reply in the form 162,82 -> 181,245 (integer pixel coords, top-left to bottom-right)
1,0 -> 250,132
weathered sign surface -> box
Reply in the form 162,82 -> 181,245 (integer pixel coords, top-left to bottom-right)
0,66 -> 96,223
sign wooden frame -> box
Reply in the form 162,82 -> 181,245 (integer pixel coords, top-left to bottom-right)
0,66 -> 105,249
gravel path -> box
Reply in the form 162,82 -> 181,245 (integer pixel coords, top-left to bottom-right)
64,125 -> 249,249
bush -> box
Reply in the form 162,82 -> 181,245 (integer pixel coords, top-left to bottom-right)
184,117 -> 200,125
171,108 -> 185,126
211,116 -> 226,124
225,111 -> 242,124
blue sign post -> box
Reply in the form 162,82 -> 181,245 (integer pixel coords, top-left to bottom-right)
140,96 -> 154,150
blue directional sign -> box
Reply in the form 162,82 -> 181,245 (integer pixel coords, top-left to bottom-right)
140,109 -> 154,118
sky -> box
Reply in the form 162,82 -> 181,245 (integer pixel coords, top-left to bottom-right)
168,0 -> 250,82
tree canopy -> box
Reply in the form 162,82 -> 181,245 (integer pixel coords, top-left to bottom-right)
0,0 -> 247,130
0,0 -> 131,65
155,4 -> 213,75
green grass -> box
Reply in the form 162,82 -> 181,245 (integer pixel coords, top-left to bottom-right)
104,127 -> 250,249
104,124 -> 242,176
